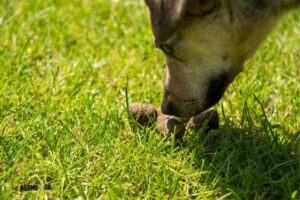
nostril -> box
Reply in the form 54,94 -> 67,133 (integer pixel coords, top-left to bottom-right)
161,101 -> 175,115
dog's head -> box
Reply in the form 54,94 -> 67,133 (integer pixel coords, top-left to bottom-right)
146,0 -> 278,117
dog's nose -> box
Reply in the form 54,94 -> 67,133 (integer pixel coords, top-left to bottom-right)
161,100 -> 175,115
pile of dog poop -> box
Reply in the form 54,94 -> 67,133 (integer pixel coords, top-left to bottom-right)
129,103 -> 219,139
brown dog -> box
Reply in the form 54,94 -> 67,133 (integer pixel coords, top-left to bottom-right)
145,0 -> 299,117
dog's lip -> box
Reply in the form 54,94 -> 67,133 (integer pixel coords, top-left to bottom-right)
173,108 -> 205,118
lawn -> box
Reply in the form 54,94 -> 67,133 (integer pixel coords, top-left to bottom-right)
0,0 -> 299,199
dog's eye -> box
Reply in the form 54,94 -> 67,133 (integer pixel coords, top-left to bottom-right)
160,44 -> 173,55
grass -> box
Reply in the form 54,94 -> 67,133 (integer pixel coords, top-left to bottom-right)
0,0 -> 299,199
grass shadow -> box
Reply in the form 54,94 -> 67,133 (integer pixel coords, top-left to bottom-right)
184,119 -> 299,199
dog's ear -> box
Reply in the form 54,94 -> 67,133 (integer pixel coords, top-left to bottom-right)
145,0 -> 188,43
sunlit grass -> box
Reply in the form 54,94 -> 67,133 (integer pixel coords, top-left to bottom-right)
0,1 -> 299,199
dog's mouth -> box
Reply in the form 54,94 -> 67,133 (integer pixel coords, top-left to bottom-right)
204,72 -> 230,109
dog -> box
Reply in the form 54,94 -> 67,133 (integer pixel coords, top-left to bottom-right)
145,0 -> 299,117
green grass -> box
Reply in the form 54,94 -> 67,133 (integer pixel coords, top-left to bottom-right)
0,0 -> 299,199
